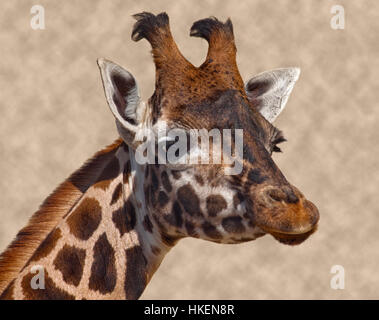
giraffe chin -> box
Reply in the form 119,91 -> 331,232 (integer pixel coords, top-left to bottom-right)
265,225 -> 318,246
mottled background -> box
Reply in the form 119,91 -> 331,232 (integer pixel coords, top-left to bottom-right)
0,0 -> 378,299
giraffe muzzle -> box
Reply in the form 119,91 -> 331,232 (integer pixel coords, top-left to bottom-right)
250,185 -> 320,245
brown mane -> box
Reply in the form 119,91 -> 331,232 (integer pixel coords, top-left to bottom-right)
0,138 -> 123,293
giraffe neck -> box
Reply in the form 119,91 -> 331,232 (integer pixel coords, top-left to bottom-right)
124,147 -> 174,291
0,139 -> 173,300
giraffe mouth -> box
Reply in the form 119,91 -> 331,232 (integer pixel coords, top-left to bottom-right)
263,225 -> 318,246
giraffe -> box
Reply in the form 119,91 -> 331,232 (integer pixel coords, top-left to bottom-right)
0,12 -> 319,300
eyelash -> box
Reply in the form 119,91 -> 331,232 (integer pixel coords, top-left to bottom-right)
271,132 -> 286,153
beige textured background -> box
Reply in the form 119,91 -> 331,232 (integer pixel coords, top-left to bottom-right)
0,0 -> 378,299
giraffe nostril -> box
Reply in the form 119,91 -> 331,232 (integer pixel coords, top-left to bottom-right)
266,186 -> 299,204
286,192 -> 299,204
267,188 -> 283,202
283,185 -> 299,204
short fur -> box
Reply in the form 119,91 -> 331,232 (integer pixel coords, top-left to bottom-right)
0,139 -> 123,293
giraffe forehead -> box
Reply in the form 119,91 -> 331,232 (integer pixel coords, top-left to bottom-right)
160,89 -> 252,128
150,61 -> 246,118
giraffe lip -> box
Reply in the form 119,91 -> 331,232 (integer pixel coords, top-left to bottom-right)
262,224 -> 315,235
265,225 -> 318,245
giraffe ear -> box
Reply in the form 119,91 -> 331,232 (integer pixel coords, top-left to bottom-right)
245,68 -> 300,123
97,58 -> 144,145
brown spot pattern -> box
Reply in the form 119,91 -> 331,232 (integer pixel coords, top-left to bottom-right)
206,195 -> 227,216
88,233 -> 117,294
164,201 -> 183,228
222,216 -> 246,233
158,191 -> 169,207
124,246 -> 147,300
53,245 -> 86,287
246,169 -> 267,185
110,183 -> 123,205
30,228 -> 62,262
202,222 -> 222,239
112,200 -> 136,236
67,198 -> 102,241
171,170 -> 181,180
185,220 -> 197,237
94,157 -> 120,190
177,184 -> 202,216
0,139 -> 122,296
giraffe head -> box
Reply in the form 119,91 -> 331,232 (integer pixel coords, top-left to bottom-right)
97,12 -> 319,246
